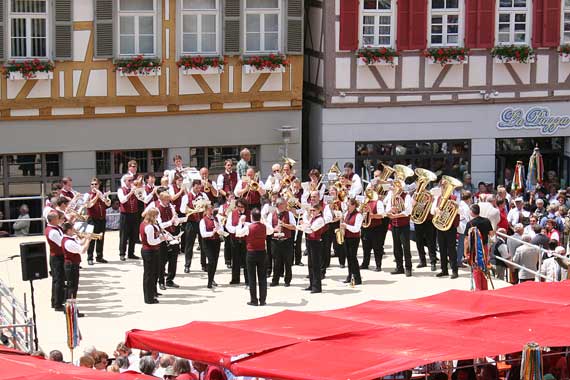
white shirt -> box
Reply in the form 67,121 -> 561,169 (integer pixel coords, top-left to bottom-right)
117,187 -> 133,204
143,202 -> 176,229
263,175 -> 281,193
143,224 -> 162,246
225,211 -> 246,234
301,215 -> 325,234
180,191 -> 207,213
63,237 -> 82,255
507,208 -> 530,228
260,203 -> 275,221
199,216 -> 221,238
216,171 -> 236,193
47,224 -> 63,246
234,179 -> 265,197
344,212 -> 363,233
478,202 -> 500,230
265,210 -> 297,237
384,191 -> 412,216
540,257 -> 568,282
43,206 -> 54,222
523,225 -> 537,238
458,200 -> 471,234
236,221 -> 274,238
348,173 -> 363,198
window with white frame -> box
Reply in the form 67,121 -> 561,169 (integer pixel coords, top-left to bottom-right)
181,0 -> 219,54
245,0 -> 280,53
497,0 -> 530,45
361,0 -> 394,47
430,0 -> 461,46
118,0 -> 157,56
9,0 -> 49,58
563,0 -> 570,44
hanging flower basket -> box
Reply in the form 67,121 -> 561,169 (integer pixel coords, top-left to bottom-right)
242,54 -> 288,74
491,45 -> 535,64
115,55 -> 162,77
4,59 -> 54,80
559,44 -> 570,63
356,47 -> 399,66
424,47 -> 468,65
177,55 -> 225,75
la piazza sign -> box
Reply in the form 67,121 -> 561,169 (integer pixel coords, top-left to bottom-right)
497,107 -> 570,135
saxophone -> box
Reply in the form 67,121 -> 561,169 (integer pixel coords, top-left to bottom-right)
410,168 -> 437,224
432,175 -> 463,231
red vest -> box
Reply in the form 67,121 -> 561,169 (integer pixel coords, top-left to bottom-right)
202,216 -> 219,240
171,184 -> 183,214
344,210 -> 361,239
155,201 -> 175,233
230,210 -> 247,241
272,211 -> 292,240
222,171 -> 238,194
203,180 -> 217,203
186,192 -> 202,222
346,173 -> 354,189
62,236 -> 81,264
242,181 -> 261,206
145,185 -> 158,203
391,193 -> 410,228
61,189 -> 74,199
246,222 -> 266,251
307,216 -> 327,241
366,200 -> 383,228
140,222 -> 160,251
45,225 -> 63,257
87,192 -> 106,220
119,187 -> 138,214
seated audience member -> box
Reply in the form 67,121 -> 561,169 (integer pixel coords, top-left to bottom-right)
174,357 -> 198,380
79,355 -> 95,369
48,350 -> 63,362
106,199 -> 121,231
93,351 -> 109,371
13,204 -> 30,236
139,355 -> 156,376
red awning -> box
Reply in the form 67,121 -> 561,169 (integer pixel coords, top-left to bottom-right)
125,281 -> 570,380
0,348 -> 155,380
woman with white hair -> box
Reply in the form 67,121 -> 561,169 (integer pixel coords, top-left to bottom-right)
540,246 -> 568,282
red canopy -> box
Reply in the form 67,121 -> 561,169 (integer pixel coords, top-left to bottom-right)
0,347 -> 154,380
126,281 -> 570,380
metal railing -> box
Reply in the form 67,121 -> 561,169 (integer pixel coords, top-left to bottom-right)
0,279 -> 34,353
0,184 -> 47,235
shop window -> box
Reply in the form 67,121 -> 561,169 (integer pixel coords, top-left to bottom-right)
189,146 -> 259,178
96,149 -> 166,191
563,0 -> 570,44
355,140 -> 470,181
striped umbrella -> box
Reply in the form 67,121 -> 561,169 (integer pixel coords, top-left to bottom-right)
65,300 -> 82,363
512,160 -> 526,195
526,147 -> 544,192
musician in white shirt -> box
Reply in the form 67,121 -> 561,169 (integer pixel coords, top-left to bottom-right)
298,204 -> 326,293
384,181 -> 414,276
180,180 -> 209,273
265,198 -> 297,287
343,162 -> 363,198
264,163 -> 282,195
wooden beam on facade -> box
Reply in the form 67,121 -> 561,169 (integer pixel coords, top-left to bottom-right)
15,80 -> 38,100
127,76 -> 151,97
249,73 -> 271,93
193,75 -> 214,94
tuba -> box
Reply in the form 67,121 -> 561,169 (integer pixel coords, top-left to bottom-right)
410,168 -> 437,225
390,165 -> 414,214
361,188 -> 379,228
432,175 -> 463,231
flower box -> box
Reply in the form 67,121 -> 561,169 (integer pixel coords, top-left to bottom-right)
182,66 -> 224,75
493,56 -> 536,64
559,45 -> 570,62
491,45 -> 535,64
8,70 -> 53,80
243,64 -> 286,74
427,56 -> 468,65
424,47 -> 469,65
114,55 -> 162,77
177,56 -> 225,75
118,67 -> 161,77
357,56 -> 399,66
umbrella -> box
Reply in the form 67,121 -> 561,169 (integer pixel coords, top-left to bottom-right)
65,299 -> 82,363
512,160 -> 525,195
526,146 -> 544,192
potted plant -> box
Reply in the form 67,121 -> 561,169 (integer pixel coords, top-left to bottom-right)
242,54 -> 288,74
114,55 -> 162,77
4,59 -> 54,80
177,56 -> 225,75
356,47 -> 399,66
559,44 -> 570,63
424,47 -> 468,65
491,44 -> 535,64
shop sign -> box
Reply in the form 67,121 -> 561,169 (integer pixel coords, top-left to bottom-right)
497,107 -> 570,135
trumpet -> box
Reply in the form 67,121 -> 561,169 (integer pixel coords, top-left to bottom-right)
76,231 -> 103,241
185,198 -> 209,216
202,180 -> 212,193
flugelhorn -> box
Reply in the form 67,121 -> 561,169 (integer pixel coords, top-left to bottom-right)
76,231 -> 103,241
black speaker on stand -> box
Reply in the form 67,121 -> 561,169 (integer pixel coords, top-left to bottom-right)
20,242 -> 47,351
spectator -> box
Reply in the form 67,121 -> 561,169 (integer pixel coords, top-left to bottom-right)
174,358 -> 197,380
478,195 -> 500,231
139,356 -> 156,376
0,211 -> 10,237
106,199 -> 121,231
79,355 -> 95,368
164,366 -> 177,380
155,354 -> 175,379
524,216 -> 538,238
496,199 -> 509,231
462,173 -> 476,194
48,350 -> 63,362
493,228 -> 510,281
457,191 -> 473,267
236,148 -> 251,178
93,351 -> 109,371
533,198 -> 547,220
545,219 -> 560,243
507,197 -> 529,231
540,246 -> 568,282
13,204 -> 30,236
115,356 -> 130,373
531,225 -> 549,251
512,235 -> 540,283
507,224 -> 524,260
540,205 -> 563,230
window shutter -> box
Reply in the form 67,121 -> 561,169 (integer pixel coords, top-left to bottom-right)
286,0 -> 304,54
533,0 -> 560,47
54,0 -> 73,60
94,0 -> 114,58
0,0 -> 4,61
397,0 -> 411,50
223,0 -> 241,55
465,0 -> 495,49
339,0 -> 359,51
409,0 -> 427,50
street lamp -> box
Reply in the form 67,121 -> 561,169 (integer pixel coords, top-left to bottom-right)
275,126 -> 298,157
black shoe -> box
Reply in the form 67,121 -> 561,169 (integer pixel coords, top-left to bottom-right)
296,262 -> 304,266
184,267 -> 190,274
374,267 -> 382,272
405,270 -> 412,277
88,260 -> 94,266
391,269 -> 405,275
247,301 -> 258,306
436,271 -> 449,277
212,281 -> 218,287
267,272 -> 272,278
354,280 -> 362,285
166,282 -> 180,288
77,312 -> 85,318
284,283 -> 290,287
152,299 -> 159,304
310,289 -> 322,294
229,281 -> 239,285
156,292 -> 163,296
416,262 -> 427,268
450,272 -> 459,279
359,265 -> 368,270
340,264 -> 345,269
321,273 -> 326,280
260,301 -> 266,306
303,287 -> 312,291
202,267 -> 207,272
270,282 -> 279,287
431,263 -> 437,271
128,255 -> 140,260
96,258 -> 108,264
226,264 -> 232,269
159,284 -> 167,290
343,279 -> 351,284
120,256 -> 126,262
207,284 -> 213,289
54,305 -> 65,312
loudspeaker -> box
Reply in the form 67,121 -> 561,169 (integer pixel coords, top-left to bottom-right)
20,242 -> 48,281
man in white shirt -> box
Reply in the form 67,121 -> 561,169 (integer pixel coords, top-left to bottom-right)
298,204 -> 326,293
264,163 -> 282,195
45,212 -> 65,311
523,216 -> 538,238
478,194 -> 500,231
61,222 -> 89,317
512,235 -> 540,283
266,198 -> 297,287
540,246 -> 568,282
216,159 -> 239,202
457,191 -> 473,267
181,180 -> 208,273
507,197 -> 530,230
493,228 -> 510,281
385,181 -> 414,277
343,162 -> 363,198
235,168 -> 266,211
13,204 -> 30,236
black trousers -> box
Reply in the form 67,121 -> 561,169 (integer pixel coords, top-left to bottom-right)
224,236 -> 232,266
64,263 -> 80,300
271,239 -> 293,285
437,227 -> 458,273
294,231 -> 303,264
266,237 -> 273,276
361,220 -> 389,268
321,228 -> 333,274
325,221 -> 345,266
119,213 -> 138,258
203,238 -> 221,286
184,221 -> 199,269
231,238 -> 248,283
392,224 -> 412,271
142,248 -> 159,303
307,239 -> 322,292
159,242 -> 179,285
87,218 -> 106,260
247,251 -> 267,304
415,221 -> 438,265
49,255 -> 65,308
345,237 -> 362,283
